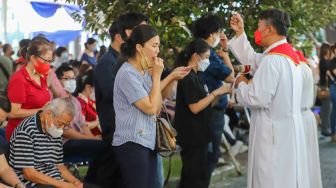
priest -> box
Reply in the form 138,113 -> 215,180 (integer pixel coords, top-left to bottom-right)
228,9 -> 310,188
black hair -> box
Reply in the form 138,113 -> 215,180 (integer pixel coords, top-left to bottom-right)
117,12 -> 149,41
55,64 -> 74,79
17,39 -> 31,57
120,25 -> 158,59
69,60 -> 82,69
259,8 -> 291,36
76,69 -> 94,95
55,46 -> 67,57
19,39 -> 31,48
175,38 -> 210,67
109,20 -> 119,41
320,43 -> 331,60
0,92 -> 11,113
2,44 -> 11,53
84,38 -> 97,49
26,36 -> 53,60
191,14 -> 223,39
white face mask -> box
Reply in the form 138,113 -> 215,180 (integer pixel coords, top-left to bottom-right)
90,88 -> 95,101
198,58 -> 210,72
212,35 -> 220,48
46,118 -> 63,138
63,79 -> 76,93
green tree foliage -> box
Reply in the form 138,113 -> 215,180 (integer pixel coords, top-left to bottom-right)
66,0 -> 336,61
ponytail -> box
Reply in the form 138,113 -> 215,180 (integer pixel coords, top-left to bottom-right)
175,38 -> 210,68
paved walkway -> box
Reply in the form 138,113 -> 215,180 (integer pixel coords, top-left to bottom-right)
211,138 -> 336,188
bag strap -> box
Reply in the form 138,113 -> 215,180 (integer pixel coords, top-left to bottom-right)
164,155 -> 173,185
0,62 -> 10,80
161,103 -> 172,124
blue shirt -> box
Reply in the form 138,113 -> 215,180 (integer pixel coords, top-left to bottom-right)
200,48 -> 232,110
81,53 -> 97,65
94,46 -> 119,144
113,62 -> 156,150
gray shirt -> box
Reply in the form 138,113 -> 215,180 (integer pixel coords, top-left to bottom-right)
113,62 -> 156,150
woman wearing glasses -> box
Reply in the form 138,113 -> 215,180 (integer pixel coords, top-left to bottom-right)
6,36 -> 53,140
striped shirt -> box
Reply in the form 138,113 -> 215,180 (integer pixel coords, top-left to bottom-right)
9,112 -> 63,186
113,62 -> 156,150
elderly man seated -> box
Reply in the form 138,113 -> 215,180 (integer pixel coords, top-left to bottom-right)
9,98 -> 83,188
0,92 -> 25,188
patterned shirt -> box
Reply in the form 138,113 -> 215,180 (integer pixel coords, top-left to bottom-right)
9,113 -> 63,186
113,62 -> 156,150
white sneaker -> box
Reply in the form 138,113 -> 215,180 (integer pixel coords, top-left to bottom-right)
230,141 -> 243,157
218,157 -> 226,165
239,145 -> 248,154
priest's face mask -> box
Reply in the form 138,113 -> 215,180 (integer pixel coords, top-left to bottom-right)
254,19 -> 273,47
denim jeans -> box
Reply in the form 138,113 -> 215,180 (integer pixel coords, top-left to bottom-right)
156,155 -> 164,188
321,97 -> 332,133
330,83 -> 336,134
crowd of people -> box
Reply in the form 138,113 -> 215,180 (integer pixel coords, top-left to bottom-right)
0,7 -> 328,188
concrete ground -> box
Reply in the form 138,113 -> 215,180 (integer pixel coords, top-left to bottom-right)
211,138 -> 336,188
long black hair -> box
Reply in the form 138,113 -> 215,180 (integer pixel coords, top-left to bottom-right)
175,38 -> 210,67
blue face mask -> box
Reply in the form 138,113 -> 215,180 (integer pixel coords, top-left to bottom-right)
61,52 -> 68,62
91,45 -> 97,52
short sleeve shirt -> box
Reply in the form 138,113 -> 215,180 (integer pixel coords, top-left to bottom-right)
112,62 -> 156,150
174,71 -> 211,147
81,53 -> 97,65
77,94 -> 97,122
9,113 -> 63,186
6,65 -> 51,140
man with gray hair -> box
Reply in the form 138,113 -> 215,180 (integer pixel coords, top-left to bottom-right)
9,98 -> 83,188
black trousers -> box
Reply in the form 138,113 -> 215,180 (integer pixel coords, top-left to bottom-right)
84,142 -> 123,188
179,146 -> 208,188
113,142 -> 157,188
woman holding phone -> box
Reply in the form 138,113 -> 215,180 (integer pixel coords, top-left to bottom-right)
174,38 -> 231,188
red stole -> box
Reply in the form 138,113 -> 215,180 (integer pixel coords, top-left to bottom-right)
268,43 -> 300,65
295,50 -> 309,64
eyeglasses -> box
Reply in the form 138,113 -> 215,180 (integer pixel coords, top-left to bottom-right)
37,55 -> 53,64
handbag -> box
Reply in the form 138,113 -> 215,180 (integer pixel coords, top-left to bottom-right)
156,104 -> 177,185
318,74 -> 332,99
155,104 -> 177,154
317,86 -> 330,99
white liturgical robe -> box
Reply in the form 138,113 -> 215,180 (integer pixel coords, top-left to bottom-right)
300,62 -> 323,188
228,34 -> 310,188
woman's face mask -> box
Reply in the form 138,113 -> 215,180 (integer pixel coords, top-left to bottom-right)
61,52 -> 69,62
196,54 -> 210,72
